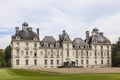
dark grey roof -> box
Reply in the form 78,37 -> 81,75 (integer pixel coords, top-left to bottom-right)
73,38 -> 86,47
88,34 -> 111,44
15,30 -> 39,40
41,36 -> 56,44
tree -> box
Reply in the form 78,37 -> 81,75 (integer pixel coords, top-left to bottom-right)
112,41 -> 120,67
0,49 -> 5,68
4,45 -> 11,68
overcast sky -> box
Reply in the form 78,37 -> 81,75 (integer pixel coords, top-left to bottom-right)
0,0 -> 120,49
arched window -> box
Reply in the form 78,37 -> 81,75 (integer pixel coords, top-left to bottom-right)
25,59 -> 28,65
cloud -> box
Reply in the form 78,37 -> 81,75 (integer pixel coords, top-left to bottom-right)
0,0 -> 120,48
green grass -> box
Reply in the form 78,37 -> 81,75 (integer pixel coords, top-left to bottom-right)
0,69 -> 120,80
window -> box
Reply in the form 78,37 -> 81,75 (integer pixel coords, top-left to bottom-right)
95,61 -> 97,65
101,51 -> 103,57
107,60 -> 109,64
107,51 -> 109,57
95,51 -> 97,57
26,43 -> 29,47
95,46 -> 97,49
57,50 -> 59,57
86,60 -> 89,64
34,59 -> 37,65
51,50 -> 53,58
44,43 -> 48,47
81,51 -> 83,56
50,44 -> 54,48
16,59 -> 19,65
34,51 -> 37,57
76,51 -> 78,58
81,60 -> 83,64
51,60 -> 53,65
16,50 -> 19,56
67,51 -> 69,57
45,59 -> 47,65
26,50 -> 28,56
86,51 -> 88,57
34,43 -> 37,48
56,43 -> 59,47
67,44 -> 69,48
16,43 -> 19,47
76,60 -> 78,65
101,60 -> 103,65
45,50 -> 47,58
57,60 -> 59,65
26,59 -> 28,65
101,46 -> 103,50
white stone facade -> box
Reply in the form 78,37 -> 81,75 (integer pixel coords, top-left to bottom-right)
11,22 -> 111,68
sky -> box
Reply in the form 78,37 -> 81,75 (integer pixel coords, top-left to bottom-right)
0,0 -> 120,49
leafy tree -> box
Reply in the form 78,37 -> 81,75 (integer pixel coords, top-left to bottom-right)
4,45 -> 11,68
0,49 -> 5,68
112,41 -> 120,67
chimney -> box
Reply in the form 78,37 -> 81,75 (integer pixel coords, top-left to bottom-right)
28,27 -> 32,31
15,27 -> 19,33
86,31 -> 89,39
37,28 -> 39,35
100,32 -> 103,36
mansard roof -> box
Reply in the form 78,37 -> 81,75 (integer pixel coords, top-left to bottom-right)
41,36 -> 56,44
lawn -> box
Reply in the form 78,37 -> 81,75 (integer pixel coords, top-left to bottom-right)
0,69 -> 120,80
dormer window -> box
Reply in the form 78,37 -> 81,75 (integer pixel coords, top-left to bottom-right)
34,37 -> 38,41
44,43 -> 48,47
16,36 -> 20,40
56,43 -> 60,47
50,44 -> 54,48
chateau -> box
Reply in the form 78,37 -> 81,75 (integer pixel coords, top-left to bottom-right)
11,22 -> 111,68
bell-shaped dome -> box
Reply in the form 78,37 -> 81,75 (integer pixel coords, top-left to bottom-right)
92,27 -> 99,32
22,22 -> 28,26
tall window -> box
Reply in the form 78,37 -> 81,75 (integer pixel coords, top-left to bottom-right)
86,60 -> 89,64
81,51 -> 83,57
26,59 -> 28,65
51,60 -> 53,65
76,51 -> 78,58
95,51 -> 97,57
45,59 -> 47,65
34,43 -> 37,48
101,60 -> 103,65
16,59 -> 19,65
16,43 -> 19,47
81,60 -> 83,64
16,50 -> 19,56
57,50 -> 59,57
45,50 -> 47,58
101,46 -> 103,50
26,50 -> 28,56
86,51 -> 88,57
107,51 -> 109,57
76,60 -> 78,65
51,50 -> 53,58
57,60 -> 59,65
67,51 -> 69,57
26,43 -> 29,47
107,60 -> 109,64
34,59 -> 37,65
101,51 -> 103,57
34,51 -> 37,57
